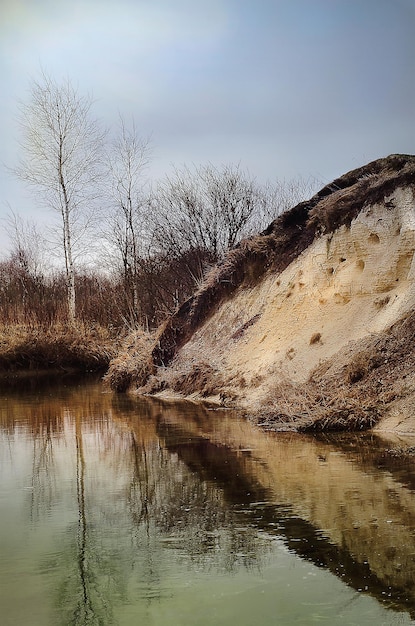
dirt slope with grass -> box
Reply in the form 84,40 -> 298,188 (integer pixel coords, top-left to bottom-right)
108,154 -> 415,432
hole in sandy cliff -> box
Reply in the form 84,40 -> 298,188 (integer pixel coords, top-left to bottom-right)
368,233 -> 380,244
334,293 -> 351,304
309,332 -> 322,345
286,347 -> 296,360
356,260 -> 365,271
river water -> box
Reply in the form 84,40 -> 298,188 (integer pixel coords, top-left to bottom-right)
1,374 -> 415,625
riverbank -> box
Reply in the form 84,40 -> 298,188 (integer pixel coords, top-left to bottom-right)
105,309 -> 415,434
0,323 -> 120,373
105,155 -> 415,434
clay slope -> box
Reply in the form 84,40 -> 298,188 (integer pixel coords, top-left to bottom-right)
110,154 -> 415,432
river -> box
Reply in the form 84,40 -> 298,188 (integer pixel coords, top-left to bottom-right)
0,374 -> 414,625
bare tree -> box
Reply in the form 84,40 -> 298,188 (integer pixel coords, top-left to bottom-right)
249,175 -> 320,233
5,210 -> 48,279
1,211 -> 48,324
143,165 -> 320,320
150,163 -> 260,263
103,117 -> 151,325
13,72 -> 105,322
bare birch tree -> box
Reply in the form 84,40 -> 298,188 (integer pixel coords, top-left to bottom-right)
13,73 -> 105,322
103,117 -> 151,325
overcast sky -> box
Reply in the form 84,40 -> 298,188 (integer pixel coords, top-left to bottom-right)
1,0 -> 414,253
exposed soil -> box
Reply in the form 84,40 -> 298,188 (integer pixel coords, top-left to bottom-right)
107,154 -> 415,433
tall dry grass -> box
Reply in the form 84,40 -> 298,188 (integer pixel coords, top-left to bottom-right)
256,378 -> 381,432
0,322 -> 120,372
103,329 -> 155,392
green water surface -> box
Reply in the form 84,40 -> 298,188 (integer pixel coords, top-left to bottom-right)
0,374 -> 414,625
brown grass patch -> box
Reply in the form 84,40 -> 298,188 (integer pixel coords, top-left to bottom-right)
0,322 -> 118,372
104,329 -> 155,392
307,154 -> 415,233
170,361 -> 225,398
255,378 -> 380,432
345,349 -> 383,384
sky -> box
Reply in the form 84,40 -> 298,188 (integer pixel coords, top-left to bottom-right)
0,0 -> 414,253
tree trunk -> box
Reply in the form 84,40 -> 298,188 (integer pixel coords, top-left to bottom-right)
59,152 -> 76,323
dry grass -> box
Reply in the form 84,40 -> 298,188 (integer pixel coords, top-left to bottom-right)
250,309 -> 415,432
169,361 -> 225,398
0,322 -> 118,372
344,350 -> 383,384
254,377 -> 381,433
104,329 -> 155,392
307,153 -> 415,233
137,346 -> 230,401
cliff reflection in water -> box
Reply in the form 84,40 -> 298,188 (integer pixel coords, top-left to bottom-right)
150,397 -> 415,616
1,375 -> 415,623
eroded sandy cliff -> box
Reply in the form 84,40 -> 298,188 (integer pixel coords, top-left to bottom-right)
108,154 -> 415,432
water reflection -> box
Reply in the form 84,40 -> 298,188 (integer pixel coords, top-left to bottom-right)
152,402 -> 415,616
1,375 -> 415,625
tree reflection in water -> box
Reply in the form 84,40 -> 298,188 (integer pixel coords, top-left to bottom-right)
29,410 -> 57,523
55,414 -> 115,625
4,379 -> 270,624
117,419 -> 271,599
2,375 -> 415,624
